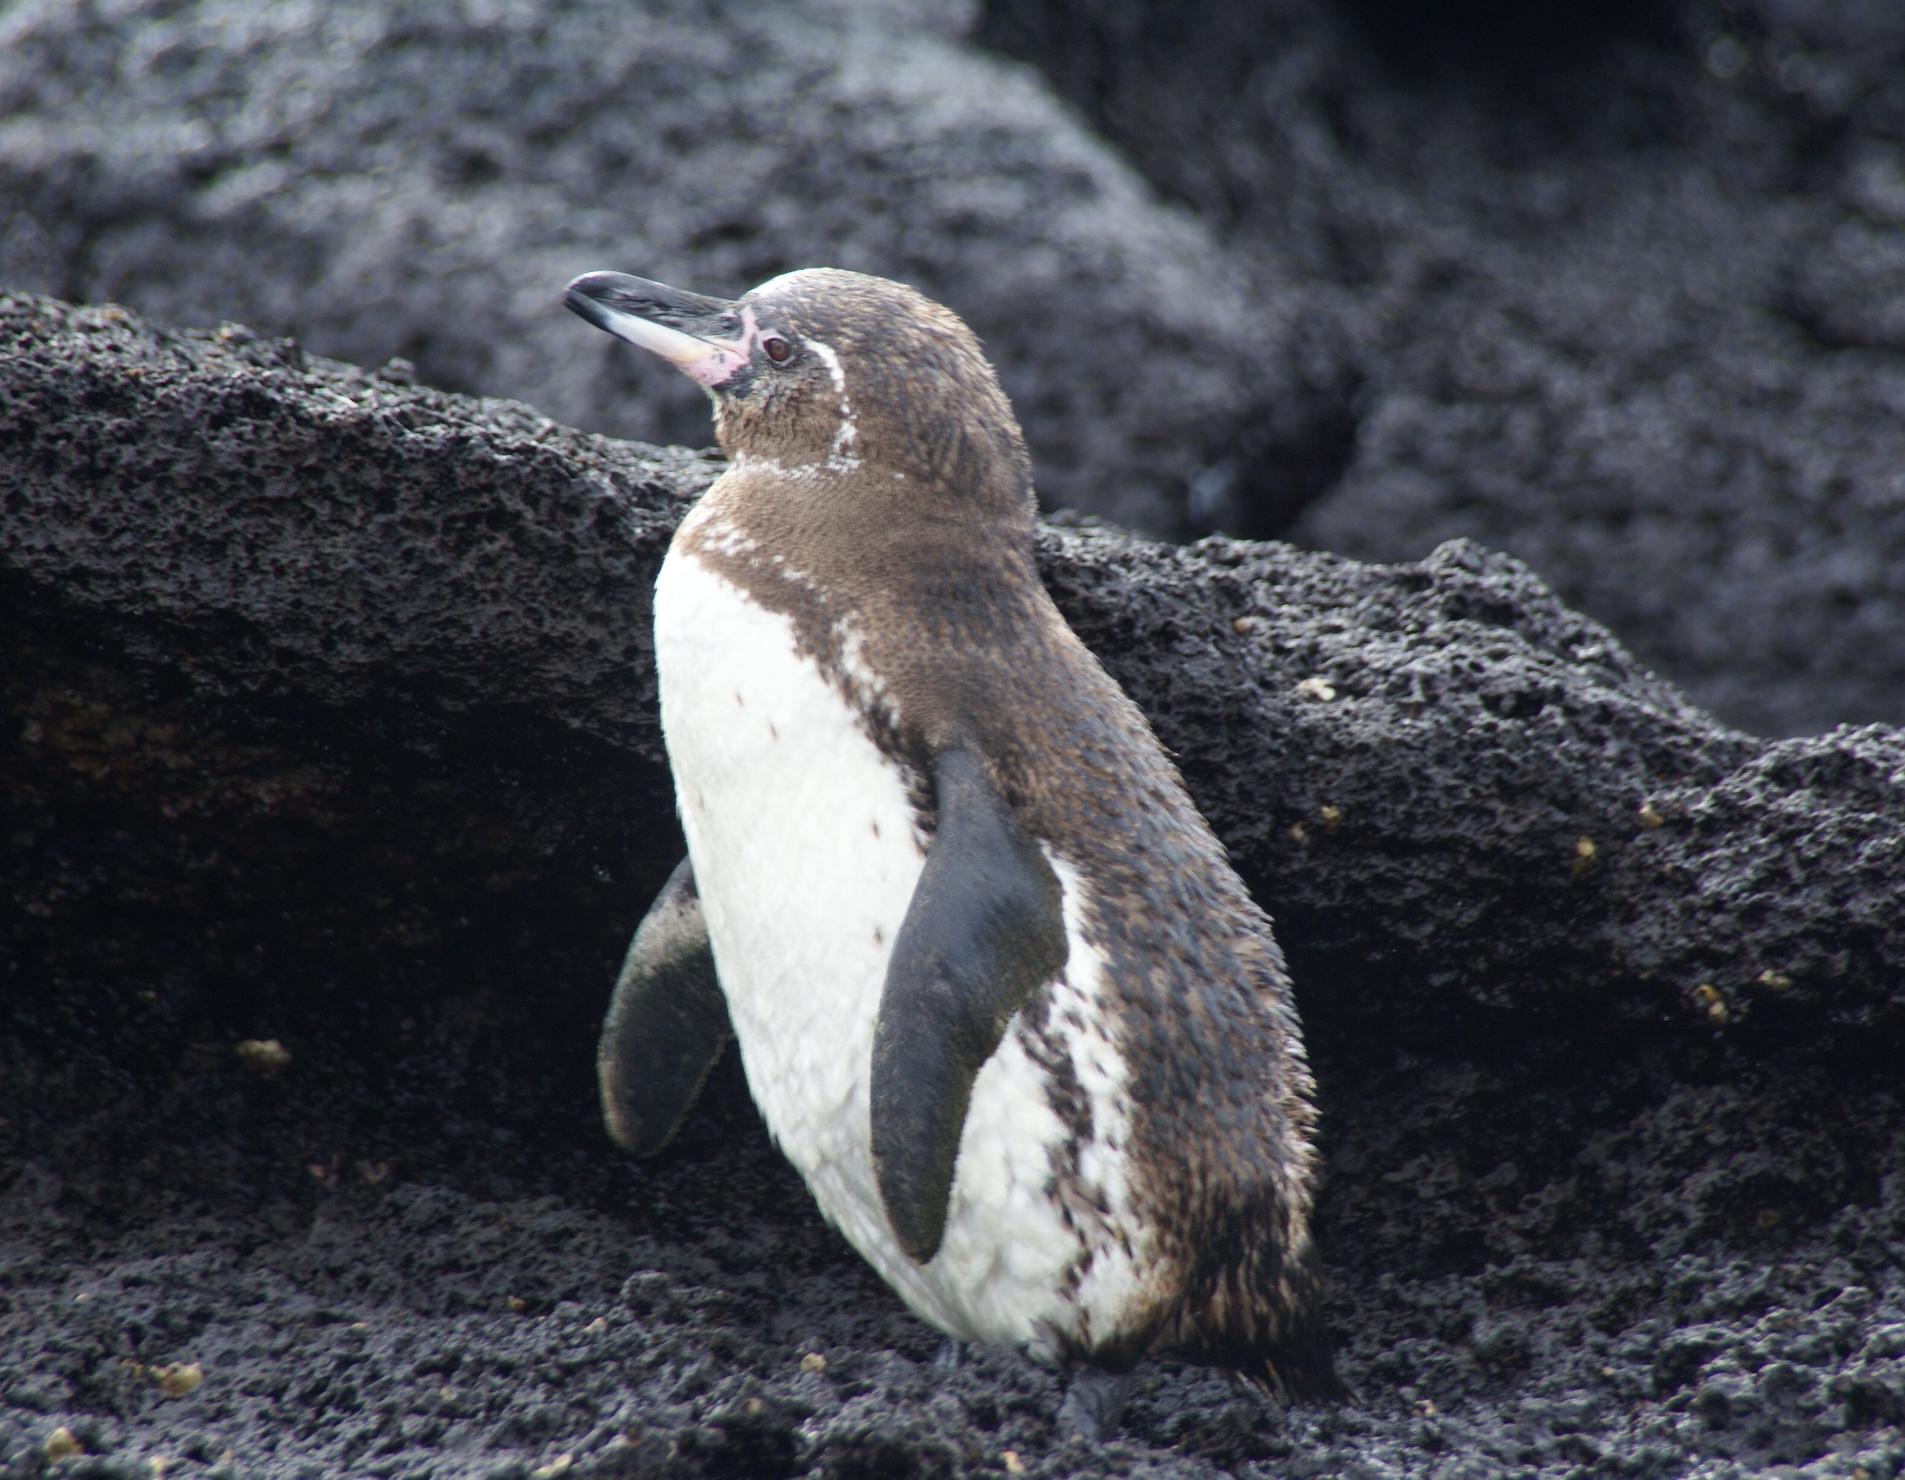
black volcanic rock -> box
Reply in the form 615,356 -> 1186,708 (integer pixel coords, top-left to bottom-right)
9,0 -> 1905,737
975,0 -> 1905,738
5,296 -> 1904,1480
0,0 -> 1343,540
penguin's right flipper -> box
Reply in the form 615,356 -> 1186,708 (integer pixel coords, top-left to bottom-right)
597,856 -> 733,1155
871,745 -> 1070,1264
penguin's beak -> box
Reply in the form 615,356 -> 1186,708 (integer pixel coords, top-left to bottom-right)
564,271 -> 754,388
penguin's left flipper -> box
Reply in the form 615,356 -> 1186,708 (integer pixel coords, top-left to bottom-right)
871,745 -> 1070,1263
597,856 -> 733,1156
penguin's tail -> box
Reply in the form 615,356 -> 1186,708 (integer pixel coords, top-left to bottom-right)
1242,1346 -> 1352,1406
1237,1308 -> 1352,1405
1166,1292 -> 1351,1403
1166,1240 -> 1351,1404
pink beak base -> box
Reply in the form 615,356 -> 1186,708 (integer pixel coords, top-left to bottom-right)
593,302 -> 757,388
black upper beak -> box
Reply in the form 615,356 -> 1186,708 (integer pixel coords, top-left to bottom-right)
563,272 -> 741,342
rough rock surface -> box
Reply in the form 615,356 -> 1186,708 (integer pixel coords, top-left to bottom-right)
8,0 -> 1905,735
6,298 -> 1905,1480
0,0 -> 1343,541
975,0 -> 1905,737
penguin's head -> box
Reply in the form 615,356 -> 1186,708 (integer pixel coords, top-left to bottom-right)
564,267 -> 1033,518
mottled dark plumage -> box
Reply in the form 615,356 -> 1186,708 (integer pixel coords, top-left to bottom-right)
570,266 -> 1342,1405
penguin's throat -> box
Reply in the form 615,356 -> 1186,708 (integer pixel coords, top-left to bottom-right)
716,331 -> 860,474
722,442 -> 861,480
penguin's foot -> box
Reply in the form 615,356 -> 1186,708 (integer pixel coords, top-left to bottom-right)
934,1338 -> 966,1370
1055,1369 -> 1135,1441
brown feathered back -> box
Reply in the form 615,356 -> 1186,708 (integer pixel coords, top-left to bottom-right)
677,268 -> 1338,1388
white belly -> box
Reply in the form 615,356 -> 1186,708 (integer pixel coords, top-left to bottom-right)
653,536 -> 1155,1357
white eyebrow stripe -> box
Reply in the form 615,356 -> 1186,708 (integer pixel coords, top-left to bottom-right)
805,338 -> 849,396
800,337 -> 860,472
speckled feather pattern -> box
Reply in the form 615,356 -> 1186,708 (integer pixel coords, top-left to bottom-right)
652,268 -> 1332,1383
655,530 -> 1159,1357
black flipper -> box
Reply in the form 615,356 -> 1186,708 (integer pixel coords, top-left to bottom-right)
871,746 -> 1070,1263
597,856 -> 733,1156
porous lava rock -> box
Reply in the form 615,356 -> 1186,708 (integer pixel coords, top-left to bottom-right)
3,297 -> 1904,1480
975,0 -> 1905,737
0,0 -> 1343,541
9,1 -> 1905,737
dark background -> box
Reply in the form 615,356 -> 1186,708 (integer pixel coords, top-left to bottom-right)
4,5 -> 1905,1480
3,0 -> 1903,736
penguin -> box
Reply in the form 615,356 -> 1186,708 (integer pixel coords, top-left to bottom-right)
565,266 -> 1342,1433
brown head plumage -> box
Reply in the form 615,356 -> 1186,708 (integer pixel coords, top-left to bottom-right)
565,265 -> 1343,1398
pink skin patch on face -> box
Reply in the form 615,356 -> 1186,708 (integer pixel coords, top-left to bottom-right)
598,302 -> 762,388
682,329 -> 752,385
680,306 -> 761,387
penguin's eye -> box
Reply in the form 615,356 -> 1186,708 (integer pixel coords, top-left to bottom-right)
762,335 -> 793,364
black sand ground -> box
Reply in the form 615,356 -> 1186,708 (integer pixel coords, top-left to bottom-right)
4,298 -> 1903,1480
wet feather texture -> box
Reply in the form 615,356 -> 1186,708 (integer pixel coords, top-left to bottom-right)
618,269 -> 1340,1393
